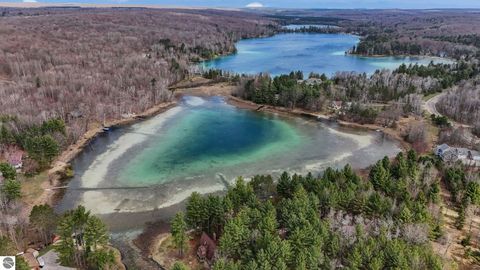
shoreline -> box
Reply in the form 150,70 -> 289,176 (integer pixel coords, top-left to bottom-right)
21,101 -> 177,219
226,95 -> 410,150
34,81 -> 410,214
24,80 -> 412,254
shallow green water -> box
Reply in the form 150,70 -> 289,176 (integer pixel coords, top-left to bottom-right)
58,96 -> 401,217
120,99 -> 301,185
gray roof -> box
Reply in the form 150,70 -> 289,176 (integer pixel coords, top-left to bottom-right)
436,143 -> 450,152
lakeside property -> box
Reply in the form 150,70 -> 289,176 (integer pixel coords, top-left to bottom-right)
56,95 -> 400,226
1,7 -> 480,270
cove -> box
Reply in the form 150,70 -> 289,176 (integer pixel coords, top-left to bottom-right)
201,33 -> 452,76
57,96 -> 400,225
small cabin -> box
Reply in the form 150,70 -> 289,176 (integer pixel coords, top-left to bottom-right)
197,232 -> 217,264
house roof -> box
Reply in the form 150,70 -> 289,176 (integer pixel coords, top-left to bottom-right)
198,232 -> 216,261
305,78 -> 322,85
3,147 -> 24,166
436,143 -> 450,152
436,144 -> 480,162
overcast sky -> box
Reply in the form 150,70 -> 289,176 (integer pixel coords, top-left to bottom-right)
12,0 -> 480,9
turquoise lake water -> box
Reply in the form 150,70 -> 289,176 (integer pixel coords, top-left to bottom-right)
58,96 -> 401,221
119,97 -> 301,185
202,33 -> 450,76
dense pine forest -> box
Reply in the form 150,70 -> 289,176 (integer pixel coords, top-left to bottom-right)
168,151 -> 480,269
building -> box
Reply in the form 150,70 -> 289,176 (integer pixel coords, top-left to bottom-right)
296,78 -> 322,86
330,101 -> 343,111
197,232 -> 217,264
329,101 -> 352,113
435,143 -> 480,166
2,146 -> 24,170
304,78 -> 323,86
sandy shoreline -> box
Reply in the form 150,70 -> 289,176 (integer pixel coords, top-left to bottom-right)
21,101 -> 177,219
24,78 -> 409,218
24,80 -> 410,265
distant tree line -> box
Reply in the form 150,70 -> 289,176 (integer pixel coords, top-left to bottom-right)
351,34 -> 423,56
281,25 -> 343,34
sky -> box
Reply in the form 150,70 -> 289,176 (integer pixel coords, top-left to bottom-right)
9,0 -> 480,9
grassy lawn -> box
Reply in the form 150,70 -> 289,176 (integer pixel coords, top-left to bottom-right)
18,172 -> 49,206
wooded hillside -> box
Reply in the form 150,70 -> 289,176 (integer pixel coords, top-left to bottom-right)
0,8 -> 276,142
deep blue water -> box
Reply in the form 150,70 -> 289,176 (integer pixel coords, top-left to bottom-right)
202,33 -> 450,76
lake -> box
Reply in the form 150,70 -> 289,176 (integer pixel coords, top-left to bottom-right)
201,33 -> 451,76
57,96 -> 400,230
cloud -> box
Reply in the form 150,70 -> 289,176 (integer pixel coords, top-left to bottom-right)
23,0 -> 38,2
246,2 -> 264,8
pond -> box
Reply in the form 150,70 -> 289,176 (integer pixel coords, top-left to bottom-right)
57,96 -> 401,230
201,33 -> 452,76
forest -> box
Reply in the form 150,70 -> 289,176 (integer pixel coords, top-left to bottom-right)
168,151 -> 480,269
0,7 -> 277,269
1,6 -> 480,269
0,8 -> 276,146
437,78 -> 480,126
225,60 -> 478,126
258,9 -> 480,58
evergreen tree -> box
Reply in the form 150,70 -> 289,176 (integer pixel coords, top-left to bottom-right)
55,205 -> 111,269
2,179 -> 21,204
394,152 -> 409,181
87,249 -> 115,270
84,216 -> 109,252
219,209 -> 251,261
226,177 -> 256,212
0,162 -> 16,180
55,215 -> 76,266
212,258 -> 241,270
0,125 -> 15,145
277,172 -> 292,199
172,262 -> 190,270
185,192 -> 204,231
24,134 -> 59,168
171,212 -> 188,257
